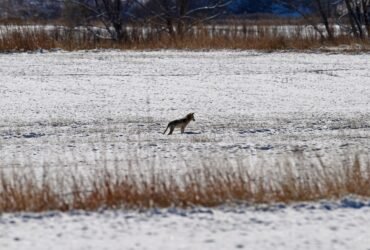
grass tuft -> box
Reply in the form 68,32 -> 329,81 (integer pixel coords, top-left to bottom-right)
0,154 -> 370,212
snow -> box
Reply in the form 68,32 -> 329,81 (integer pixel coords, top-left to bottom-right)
0,50 -> 370,249
0,50 -> 369,169
1,198 -> 370,250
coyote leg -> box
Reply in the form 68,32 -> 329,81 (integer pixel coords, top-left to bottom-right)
168,127 -> 175,135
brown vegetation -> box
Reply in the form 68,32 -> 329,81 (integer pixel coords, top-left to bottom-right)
0,24 -> 369,52
0,154 -> 370,212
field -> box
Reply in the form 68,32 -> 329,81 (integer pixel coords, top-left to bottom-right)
1,51 -> 369,167
0,50 -> 370,249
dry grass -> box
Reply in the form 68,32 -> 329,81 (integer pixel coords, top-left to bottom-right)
0,24 -> 369,52
1,154 -> 370,213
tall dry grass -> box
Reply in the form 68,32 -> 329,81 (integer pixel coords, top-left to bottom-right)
0,24 -> 369,52
0,154 -> 370,212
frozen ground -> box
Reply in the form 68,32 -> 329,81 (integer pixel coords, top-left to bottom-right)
1,198 -> 370,250
1,50 -> 370,250
0,50 -> 369,169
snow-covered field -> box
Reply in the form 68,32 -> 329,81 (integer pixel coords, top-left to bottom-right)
0,50 -> 370,249
0,50 -> 369,168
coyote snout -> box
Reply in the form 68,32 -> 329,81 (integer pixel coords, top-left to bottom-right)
163,113 -> 195,135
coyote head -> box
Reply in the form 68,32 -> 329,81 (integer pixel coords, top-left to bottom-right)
187,113 -> 195,121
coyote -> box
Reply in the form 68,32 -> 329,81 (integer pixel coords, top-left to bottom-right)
163,113 -> 195,135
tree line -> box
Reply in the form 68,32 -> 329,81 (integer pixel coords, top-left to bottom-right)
1,0 -> 369,40
276,0 -> 370,39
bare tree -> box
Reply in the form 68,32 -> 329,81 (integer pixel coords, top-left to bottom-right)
63,0 -> 90,27
63,0 -> 136,41
136,0 -> 231,38
363,0 -> 370,37
274,0 -> 337,40
361,0 -> 370,36
338,0 -> 370,38
315,0 -> 335,39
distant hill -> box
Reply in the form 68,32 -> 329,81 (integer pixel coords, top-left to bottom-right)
228,0 -> 273,14
0,0 -> 307,20
0,0 -> 62,19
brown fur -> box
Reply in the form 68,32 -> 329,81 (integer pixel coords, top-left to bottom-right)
163,113 -> 195,135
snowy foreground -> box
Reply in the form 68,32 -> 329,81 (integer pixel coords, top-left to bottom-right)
1,198 -> 370,250
0,50 -> 370,249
